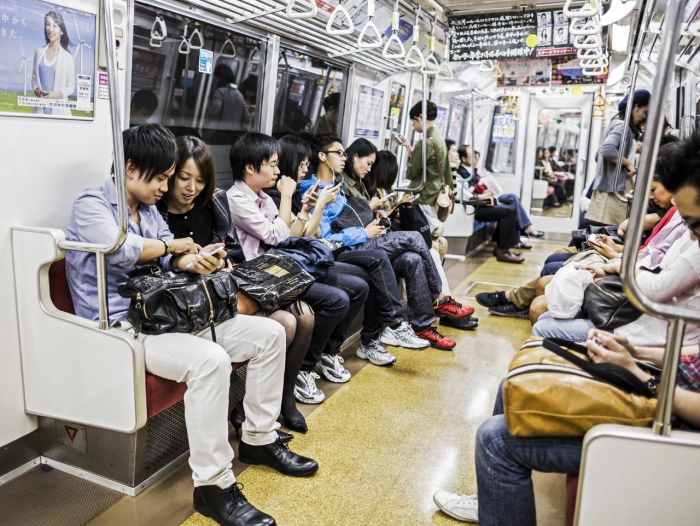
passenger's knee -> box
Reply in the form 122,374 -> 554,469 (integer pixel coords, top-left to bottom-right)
290,301 -> 315,333
535,275 -> 553,297
194,345 -> 233,380
269,309 -> 297,347
529,295 -> 548,325
476,415 -> 509,458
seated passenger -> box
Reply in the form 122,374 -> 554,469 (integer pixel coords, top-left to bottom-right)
300,133 -> 470,349
433,330 -> 700,525
156,135 -> 314,434
226,132 -> 370,405
66,124 -> 317,526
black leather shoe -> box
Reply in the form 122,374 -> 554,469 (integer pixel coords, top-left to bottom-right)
512,242 -> 532,250
475,291 -> 508,309
238,439 -> 319,477
193,483 -> 275,526
230,411 -> 293,444
440,316 -> 478,331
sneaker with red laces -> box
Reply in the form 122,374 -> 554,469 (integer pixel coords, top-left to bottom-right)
414,327 -> 457,350
435,295 -> 475,319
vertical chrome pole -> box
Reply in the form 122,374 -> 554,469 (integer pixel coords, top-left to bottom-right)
421,73 -> 428,189
653,319 -> 685,436
471,88 -> 476,163
96,252 -> 110,330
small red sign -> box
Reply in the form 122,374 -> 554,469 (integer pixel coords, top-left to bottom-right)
64,425 -> 79,443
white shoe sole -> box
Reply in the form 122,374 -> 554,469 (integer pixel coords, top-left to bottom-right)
379,335 -> 429,349
356,349 -> 397,366
433,496 -> 479,523
293,389 -> 325,405
319,366 -> 351,383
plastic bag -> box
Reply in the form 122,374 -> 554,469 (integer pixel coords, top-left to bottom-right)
545,263 -> 594,319
232,253 -> 315,315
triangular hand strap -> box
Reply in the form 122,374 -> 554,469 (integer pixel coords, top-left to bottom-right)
178,37 -> 190,54
573,33 -> 602,49
221,38 -> 236,58
563,0 -> 601,18
189,26 -> 204,50
569,17 -> 600,35
422,53 -> 440,75
383,32 -> 406,58
326,5 -> 354,35
357,21 -> 382,48
437,61 -> 454,80
404,45 -> 425,68
151,16 -> 166,40
286,0 -> 317,20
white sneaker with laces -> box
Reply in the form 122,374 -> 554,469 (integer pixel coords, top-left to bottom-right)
380,321 -> 430,349
356,339 -> 397,366
319,354 -> 352,383
294,371 -> 325,404
433,492 -> 479,523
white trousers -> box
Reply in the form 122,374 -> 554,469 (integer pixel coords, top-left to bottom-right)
140,314 -> 285,488
429,248 -> 451,296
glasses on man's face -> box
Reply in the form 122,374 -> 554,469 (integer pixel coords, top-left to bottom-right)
262,160 -> 279,169
322,149 -> 347,158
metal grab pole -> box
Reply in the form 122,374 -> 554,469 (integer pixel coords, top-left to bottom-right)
394,73 -> 427,193
619,0 -> 693,436
58,0 -> 129,330
471,88 -> 476,169
611,0 -> 655,203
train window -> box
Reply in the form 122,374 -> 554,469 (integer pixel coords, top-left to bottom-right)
271,49 -> 347,140
447,104 -> 466,146
485,104 -> 519,175
531,108 -> 581,218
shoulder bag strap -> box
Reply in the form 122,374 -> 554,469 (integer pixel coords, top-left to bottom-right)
429,138 -> 445,185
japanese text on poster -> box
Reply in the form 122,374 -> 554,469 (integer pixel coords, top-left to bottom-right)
355,85 -> 384,138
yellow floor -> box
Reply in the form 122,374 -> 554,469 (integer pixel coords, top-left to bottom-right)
180,241 -> 568,526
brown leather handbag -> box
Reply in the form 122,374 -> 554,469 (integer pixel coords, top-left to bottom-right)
503,338 -> 657,437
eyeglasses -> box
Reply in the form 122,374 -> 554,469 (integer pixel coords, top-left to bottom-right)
300,161 -> 310,169
322,149 -> 347,158
261,161 -> 279,169
682,217 -> 700,236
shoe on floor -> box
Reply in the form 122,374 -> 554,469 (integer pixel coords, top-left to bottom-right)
435,295 -> 475,319
488,302 -> 529,319
521,229 -> 544,238
512,241 -> 532,250
193,483 -> 276,526
440,316 -> 478,331
238,438 -> 319,477
356,339 -> 397,365
294,371 -> 325,404
433,491 -> 479,523
475,291 -> 508,309
493,248 -> 524,264
380,321 -> 430,349
414,326 -> 456,350
319,353 -> 351,383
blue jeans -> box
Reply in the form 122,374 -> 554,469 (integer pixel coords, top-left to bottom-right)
476,380 -> 583,526
337,249 -> 405,342
497,193 -> 532,231
541,252 -> 575,276
532,312 -> 594,341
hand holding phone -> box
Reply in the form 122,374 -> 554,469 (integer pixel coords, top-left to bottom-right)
587,234 -> 601,247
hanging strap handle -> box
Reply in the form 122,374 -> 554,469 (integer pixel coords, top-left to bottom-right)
286,0 -> 318,20
383,0 -> 405,58
151,14 -> 166,40
404,6 -> 424,68
189,23 -> 204,50
221,36 -> 236,58
327,1 -> 355,36
563,0 -> 601,18
357,0 -> 382,49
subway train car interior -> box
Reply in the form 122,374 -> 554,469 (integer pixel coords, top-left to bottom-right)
3,0 -> 700,524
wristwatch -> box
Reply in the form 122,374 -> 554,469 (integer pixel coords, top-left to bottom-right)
645,374 -> 660,397
160,238 -> 172,256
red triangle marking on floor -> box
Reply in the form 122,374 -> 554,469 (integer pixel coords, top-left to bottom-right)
64,425 -> 79,443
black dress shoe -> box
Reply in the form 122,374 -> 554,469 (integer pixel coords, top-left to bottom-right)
230,411 -> 293,444
521,229 -> 545,238
238,438 -> 319,477
475,291 -> 508,309
493,248 -> 525,264
193,483 -> 276,526
281,412 -> 308,434
440,316 -> 478,331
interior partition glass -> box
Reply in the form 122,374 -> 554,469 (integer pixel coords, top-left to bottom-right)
271,49 -> 347,140
485,104 -> 518,175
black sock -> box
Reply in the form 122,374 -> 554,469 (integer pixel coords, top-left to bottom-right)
389,322 -> 402,330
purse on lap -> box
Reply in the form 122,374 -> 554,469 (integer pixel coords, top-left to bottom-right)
503,338 -> 657,437
581,275 -> 643,330
331,196 -> 375,232
119,266 -> 238,339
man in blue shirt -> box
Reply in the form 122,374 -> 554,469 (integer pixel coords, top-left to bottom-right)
66,124 -> 317,526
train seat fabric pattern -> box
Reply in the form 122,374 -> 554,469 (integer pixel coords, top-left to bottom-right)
48,259 -> 245,419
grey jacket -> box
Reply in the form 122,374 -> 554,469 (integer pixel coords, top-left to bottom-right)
592,117 -> 635,193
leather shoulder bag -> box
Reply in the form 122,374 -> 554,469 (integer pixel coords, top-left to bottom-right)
581,275 -> 643,330
331,195 -> 375,232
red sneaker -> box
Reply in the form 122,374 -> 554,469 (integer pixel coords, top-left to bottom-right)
414,327 -> 456,350
435,295 -> 474,319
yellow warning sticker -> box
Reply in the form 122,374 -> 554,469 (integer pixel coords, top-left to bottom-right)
526,34 -> 538,48
572,86 -> 584,95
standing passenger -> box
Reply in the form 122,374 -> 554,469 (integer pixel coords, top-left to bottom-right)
66,125 -> 318,526
312,92 -> 340,135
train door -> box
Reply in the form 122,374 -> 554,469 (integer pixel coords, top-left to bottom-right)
520,94 -> 593,234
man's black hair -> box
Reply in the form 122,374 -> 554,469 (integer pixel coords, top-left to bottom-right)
548,146 -> 557,153
323,92 -> 341,112
445,139 -> 456,151
115,124 -> 177,182
130,89 -> 159,113
457,144 -> 470,161
229,132 -> 280,182
311,133 -> 343,171
409,100 -> 438,121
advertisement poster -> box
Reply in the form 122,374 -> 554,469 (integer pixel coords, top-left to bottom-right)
386,82 -> 405,130
0,0 -> 96,119
354,84 -> 384,138
551,54 -> 608,85
492,115 -> 516,143
498,58 -> 551,87
435,105 -> 449,138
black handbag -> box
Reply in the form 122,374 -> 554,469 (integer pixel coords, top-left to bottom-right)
571,226 -> 624,251
231,253 -> 315,314
331,196 -> 375,232
389,202 -> 432,248
581,275 -> 643,330
118,266 -> 238,339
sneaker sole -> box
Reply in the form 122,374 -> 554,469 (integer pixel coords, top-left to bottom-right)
319,366 -> 351,383
293,390 -> 325,404
488,308 -> 529,320
433,496 -> 479,523
355,349 -> 396,366
379,336 -> 430,350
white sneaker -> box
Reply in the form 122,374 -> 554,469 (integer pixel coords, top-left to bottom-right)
433,492 -> 479,523
380,321 -> 430,349
319,354 -> 352,383
356,339 -> 397,366
294,371 -> 325,404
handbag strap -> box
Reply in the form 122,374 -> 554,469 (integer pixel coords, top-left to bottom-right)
429,138 -> 446,185
542,338 -> 653,397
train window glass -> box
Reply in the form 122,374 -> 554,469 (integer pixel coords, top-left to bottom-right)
485,105 -> 519,175
271,49 -> 347,140
129,3 -> 264,189
447,104 -> 466,146
531,108 -> 581,219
